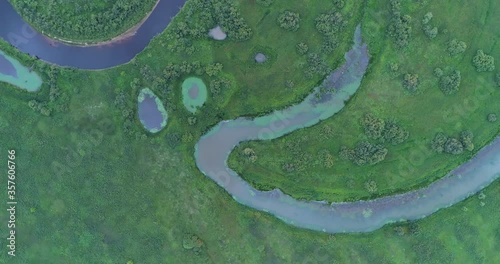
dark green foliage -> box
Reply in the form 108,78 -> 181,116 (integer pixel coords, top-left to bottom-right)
460,130 -> 474,151
496,73 -> 500,88
342,141 -> 388,166
182,233 -> 204,253
403,73 -> 419,92
423,25 -> 438,39
432,130 -> 473,154
296,42 -> 309,55
205,62 -> 223,77
444,137 -> 464,155
306,53 -> 331,77
382,121 -> 410,145
321,37 -> 338,54
433,67 -> 444,77
487,113 -> 497,122
431,132 -> 448,153
439,70 -> 461,95
256,0 -> 274,7
388,0 -> 412,48
333,0 -> 346,9
277,11 -> 301,32
422,12 -> 433,24
212,0 -> 253,41
362,113 -> 385,140
10,0 -> 157,41
315,11 -> 346,36
472,50 -> 495,72
447,39 -> 467,56
28,100 -> 51,116
209,78 -> 231,97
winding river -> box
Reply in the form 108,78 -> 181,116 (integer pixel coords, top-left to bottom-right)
0,0 -> 186,69
1,1 -> 499,233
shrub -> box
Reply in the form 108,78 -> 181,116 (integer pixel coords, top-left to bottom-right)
472,50 -> 495,72
388,0 -> 412,48
365,180 -> 378,193
277,11 -> 301,31
431,132 -> 448,153
439,70 -> 461,95
348,141 -> 388,166
433,67 -> 444,77
315,12 -> 345,36
423,25 -> 438,39
444,137 -> 464,155
333,0 -> 346,9
487,113 -> 497,122
403,73 -> 419,92
496,73 -> 500,88
339,146 -> 355,161
382,121 -> 409,145
205,63 -> 223,77
362,113 -> 385,140
460,130 -> 474,151
296,42 -> 309,55
422,12 -> 433,24
210,78 -> 231,96
447,39 -> 467,56
256,0 -> 273,6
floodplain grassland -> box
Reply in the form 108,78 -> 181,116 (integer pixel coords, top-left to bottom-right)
230,0 -> 500,202
0,0 -> 499,263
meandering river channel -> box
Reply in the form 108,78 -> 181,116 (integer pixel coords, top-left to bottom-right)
1,1 -> 498,233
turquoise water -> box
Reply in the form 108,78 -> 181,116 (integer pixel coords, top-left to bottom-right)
0,50 -> 42,92
194,26 -> 500,233
182,77 -> 207,113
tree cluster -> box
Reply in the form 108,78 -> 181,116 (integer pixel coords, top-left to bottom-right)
277,11 -> 301,32
362,113 -> 409,145
403,73 -> 419,92
421,12 -> 438,39
472,50 -> 495,72
447,39 -> 467,56
305,53 -> 331,78
438,70 -> 461,95
256,0 -> 274,7
12,0 -> 157,41
315,11 -> 346,36
487,113 -> 497,122
387,0 -> 412,48
296,42 -> 309,55
431,130 -> 474,155
212,0 -> 253,41
339,141 -> 388,166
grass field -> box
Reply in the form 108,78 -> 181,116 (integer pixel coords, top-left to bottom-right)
0,0 -> 499,262
230,0 -> 500,202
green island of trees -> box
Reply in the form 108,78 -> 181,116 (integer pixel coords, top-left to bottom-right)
9,0 -> 157,43
1,0 -> 499,263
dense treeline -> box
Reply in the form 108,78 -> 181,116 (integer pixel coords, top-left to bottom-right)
10,0 -> 157,42
387,0 -> 412,48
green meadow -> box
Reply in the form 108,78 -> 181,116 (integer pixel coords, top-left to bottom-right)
0,0 -> 498,263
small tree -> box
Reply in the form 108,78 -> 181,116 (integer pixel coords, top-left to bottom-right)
444,138 -> 464,155
277,11 -> 300,31
472,50 -> 495,72
422,12 -> 433,24
296,42 -> 309,55
362,113 -> 385,140
403,73 -> 419,92
439,70 -> 461,95
487,113 -> 497,122
423,25 -> 438,39
431,132 -> 448,153
460,130 -> 474,151
447,39 -> 467,56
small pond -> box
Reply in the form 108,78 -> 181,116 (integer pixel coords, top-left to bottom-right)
0,50 -> 42,92
182,77 -> 207,113
137,88 -> 168,133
